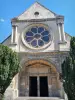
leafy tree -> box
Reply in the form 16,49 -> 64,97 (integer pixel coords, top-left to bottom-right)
0,44 -> 21,100
62,37 -> 75,100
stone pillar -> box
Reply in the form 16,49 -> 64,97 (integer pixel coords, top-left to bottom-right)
48,75 -> 52,97
15,25 -> 18,44
57,23 -> 62,42
11,25 -> 14,43
59,74 -> 65,99
57,17 -> 66,43
37,76 -> 40,97
59,81 -> 65,99
27,76 -> 29,96
11,25 -> 18,44
61,23 -> 65,41
25,75 -> 29,96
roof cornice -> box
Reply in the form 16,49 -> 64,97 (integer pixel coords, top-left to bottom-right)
11,16 -> 64,23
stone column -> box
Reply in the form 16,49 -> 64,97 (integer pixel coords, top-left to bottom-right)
57,18 -> 66,43
57,23 -> 62,42
27,76 -> 29,96
59,74 -> 65,99
25,75 -> 29,96
15,25 -> 18,44
37,76 -> 40,97
11,25 -> 14,43
11,25 -> 18,44
61,23 -> 65,41
48,75 -> 52,97
59,81 -> 65,99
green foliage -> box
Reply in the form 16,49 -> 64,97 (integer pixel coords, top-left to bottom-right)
0,44 -> 21,96
62,37 -> 75,100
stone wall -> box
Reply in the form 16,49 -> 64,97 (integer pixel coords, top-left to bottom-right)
4,52 -> 68,100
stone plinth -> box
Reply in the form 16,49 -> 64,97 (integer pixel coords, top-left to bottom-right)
14,97 -> 64,100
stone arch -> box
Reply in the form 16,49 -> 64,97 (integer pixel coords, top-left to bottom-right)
20,59 -> 58,74
20,57 -> 60,73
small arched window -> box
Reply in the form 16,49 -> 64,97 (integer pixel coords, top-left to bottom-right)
34,12 -> 39,16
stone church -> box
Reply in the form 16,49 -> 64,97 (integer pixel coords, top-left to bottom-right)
2,2 -> 71,100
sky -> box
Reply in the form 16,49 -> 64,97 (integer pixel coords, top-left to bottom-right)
0,0 -> 75,43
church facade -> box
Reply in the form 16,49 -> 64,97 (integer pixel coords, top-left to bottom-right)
2,2 -> 70,100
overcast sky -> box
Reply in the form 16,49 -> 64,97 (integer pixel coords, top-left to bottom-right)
0,0 -> 75,43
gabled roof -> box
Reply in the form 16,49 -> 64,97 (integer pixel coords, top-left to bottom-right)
1,35 -> 11,44
2,2 -> 66,44
34,2 -> 57,15
12,1 -> 63,21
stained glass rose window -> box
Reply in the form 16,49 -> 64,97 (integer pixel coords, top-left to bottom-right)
25,26 -> 51,48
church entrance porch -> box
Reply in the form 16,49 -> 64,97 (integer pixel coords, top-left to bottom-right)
19,60 -> 63,98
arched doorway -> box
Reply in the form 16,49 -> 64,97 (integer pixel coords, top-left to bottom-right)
19,60 -> 60,97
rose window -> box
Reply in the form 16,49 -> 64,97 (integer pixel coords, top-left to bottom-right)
25,26 -> 51,48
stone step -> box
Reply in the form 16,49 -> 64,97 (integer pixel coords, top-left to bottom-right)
14,97 -> 64,100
